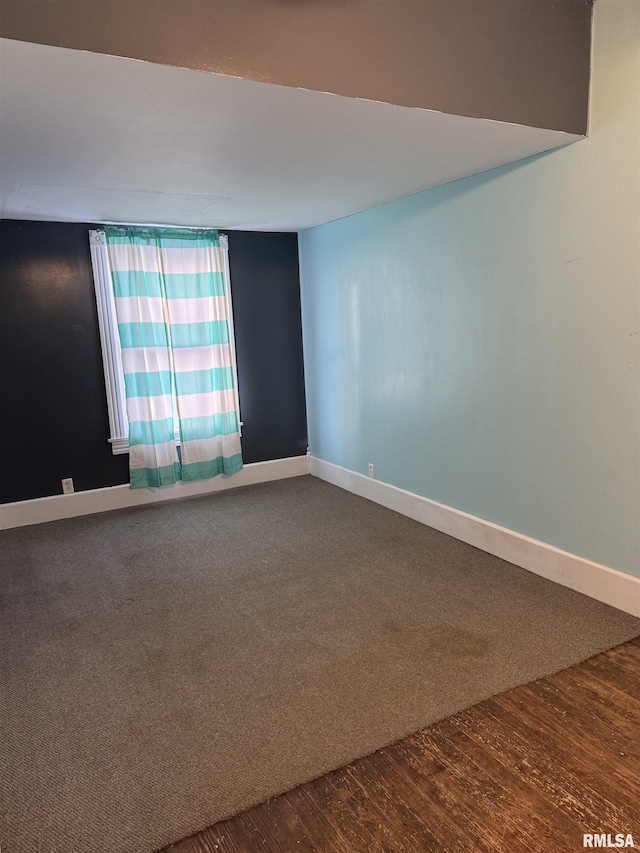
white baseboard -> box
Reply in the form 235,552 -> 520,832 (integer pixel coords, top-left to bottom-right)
0,455 -> 310,530
310,456 -> 640,619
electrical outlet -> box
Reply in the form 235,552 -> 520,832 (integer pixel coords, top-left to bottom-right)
61,478 -> 74,494
367,463 -> 375,478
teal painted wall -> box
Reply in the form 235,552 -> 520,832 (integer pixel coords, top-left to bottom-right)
299,0 -> 639,578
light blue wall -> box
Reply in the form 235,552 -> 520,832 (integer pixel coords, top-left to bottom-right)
299,0 -> 639,578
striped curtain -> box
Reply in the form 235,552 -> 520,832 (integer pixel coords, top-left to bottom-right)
104,226 -> 243,489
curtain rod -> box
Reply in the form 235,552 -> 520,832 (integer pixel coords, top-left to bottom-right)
99,220 -> 226,231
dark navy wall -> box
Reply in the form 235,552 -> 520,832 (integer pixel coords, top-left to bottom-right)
227,230 -> 307,466
0,220 -> 129,503
0,220 -> 307,504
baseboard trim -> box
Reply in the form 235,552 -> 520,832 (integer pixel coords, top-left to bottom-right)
0,456 -> 310,530
310,456 -> 640,618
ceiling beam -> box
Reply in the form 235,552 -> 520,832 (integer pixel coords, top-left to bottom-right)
0,0 -> 593,135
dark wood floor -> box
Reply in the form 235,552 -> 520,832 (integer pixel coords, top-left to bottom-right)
162,636 -> 640,853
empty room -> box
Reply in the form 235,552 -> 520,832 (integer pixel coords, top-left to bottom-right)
1,1 -> 639,851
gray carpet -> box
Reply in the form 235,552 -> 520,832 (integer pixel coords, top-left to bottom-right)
1,475 -> 638,853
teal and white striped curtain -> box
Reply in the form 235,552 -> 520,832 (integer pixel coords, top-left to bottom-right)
105,226 -> 242,489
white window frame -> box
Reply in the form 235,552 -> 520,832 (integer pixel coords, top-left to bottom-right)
89,229 -> 242,455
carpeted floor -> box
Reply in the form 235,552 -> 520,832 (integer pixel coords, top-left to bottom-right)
1,475 -> 638,853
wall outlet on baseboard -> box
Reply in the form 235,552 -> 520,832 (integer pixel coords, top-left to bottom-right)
61,478 -> 74,495
367,463 -> 375,478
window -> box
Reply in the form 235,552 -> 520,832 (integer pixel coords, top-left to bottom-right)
89,228 -> 241,457
90,229 -> 129,453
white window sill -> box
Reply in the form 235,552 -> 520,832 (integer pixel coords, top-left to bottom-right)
109,437 -> 130,456
109,423 -> 243,455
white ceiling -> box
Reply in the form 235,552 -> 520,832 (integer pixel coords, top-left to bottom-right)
0,38 -> 582,232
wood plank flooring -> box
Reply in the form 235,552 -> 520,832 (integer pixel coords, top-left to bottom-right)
162,636 -> 640,853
